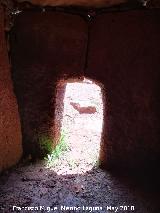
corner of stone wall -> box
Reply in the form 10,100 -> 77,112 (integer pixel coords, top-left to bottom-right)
0,5 -> 23,172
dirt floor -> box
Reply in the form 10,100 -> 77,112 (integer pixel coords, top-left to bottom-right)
0,161 -> 160,213
0,80 -> 159,212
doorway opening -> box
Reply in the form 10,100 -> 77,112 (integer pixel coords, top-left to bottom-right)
52,77 -> 104,175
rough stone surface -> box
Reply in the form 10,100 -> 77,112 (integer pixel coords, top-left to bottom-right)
15,0 -> 137,8
15,0 -> 160,9
10,9 -> 160,173
11,11 -> 87,157
0,5 -> 22,172
86,9 -> 160,171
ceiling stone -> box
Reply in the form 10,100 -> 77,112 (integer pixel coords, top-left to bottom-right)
15,0 -> 145,8
1,0 -> 159,9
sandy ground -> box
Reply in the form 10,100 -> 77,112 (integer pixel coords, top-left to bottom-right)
0,162 -> 159,213
53,81 -> 103,175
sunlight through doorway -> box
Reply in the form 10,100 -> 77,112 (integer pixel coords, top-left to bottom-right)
52,78 -> 104,175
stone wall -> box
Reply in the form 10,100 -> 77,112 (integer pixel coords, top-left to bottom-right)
87,9 -> 160,171
0,5 -> 22,172
15,0 -> 134,8
15,0 -> 160,8
11,8 -> 160,171
11,11 -> 87,157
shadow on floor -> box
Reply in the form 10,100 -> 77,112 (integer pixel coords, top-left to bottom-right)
0,160 -> 159,213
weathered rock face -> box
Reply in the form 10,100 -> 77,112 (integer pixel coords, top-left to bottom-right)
11,11 -> 87,157
11,8 -> 160,172
15,0 -> 160,8
15,0 -> 134,8
86,9 -> 160,171
0,5 -> 22,172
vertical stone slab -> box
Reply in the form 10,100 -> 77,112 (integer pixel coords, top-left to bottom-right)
87,9 -> 160,171
0,6 -> 22,172
11,11 -> 87,157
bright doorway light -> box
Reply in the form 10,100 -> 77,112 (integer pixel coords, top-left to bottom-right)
51,78 -> 104,175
